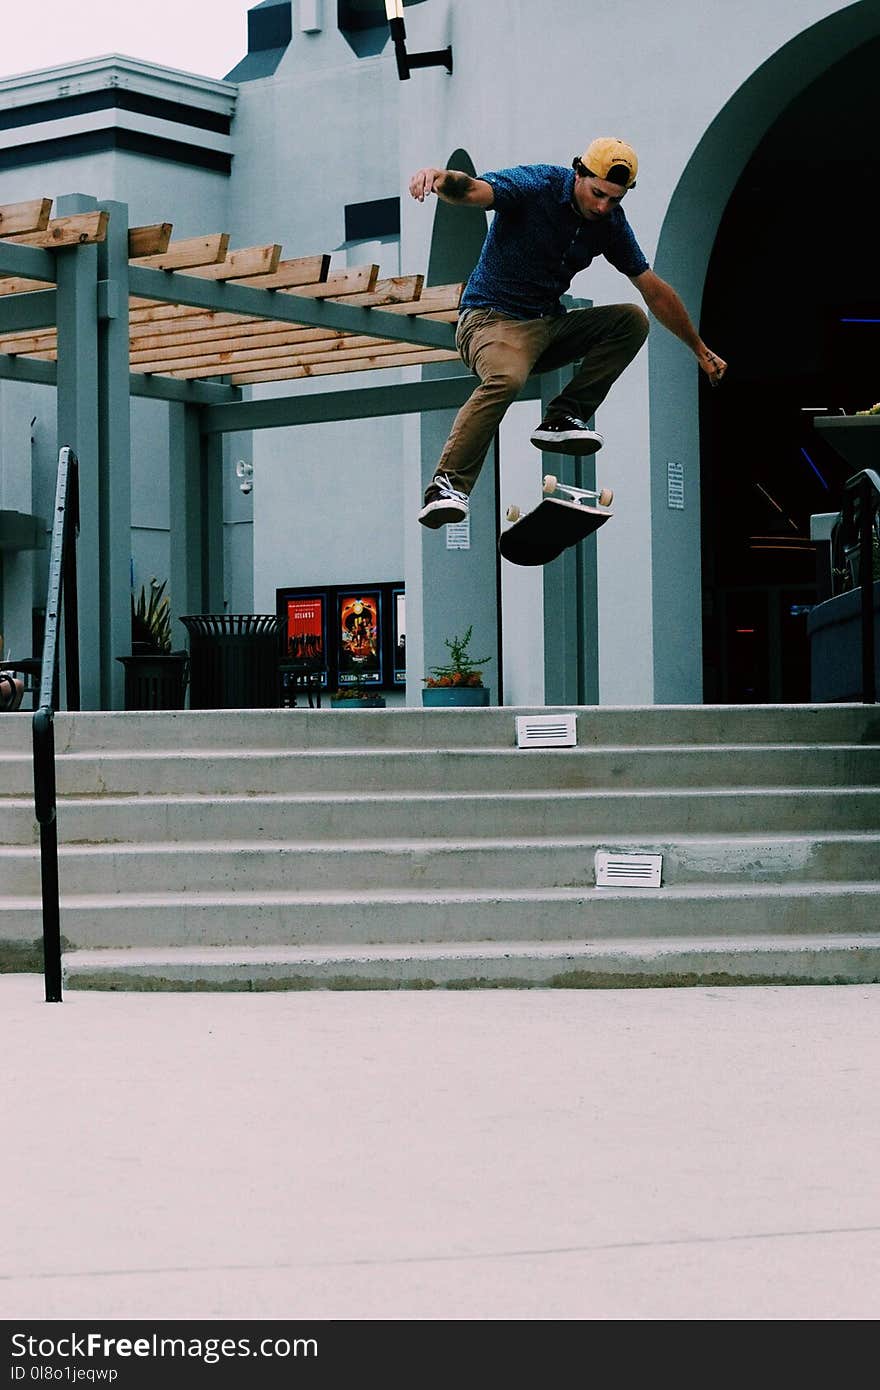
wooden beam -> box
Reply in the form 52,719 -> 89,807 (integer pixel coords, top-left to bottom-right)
126,277 -> 434,351
129,232 -> 230,270
0,289 -> 460,361
128,313 -> 458,371
126,243 -> 286,311
0,331 -> 55,354
156,336 -> 460,379
0,198 -> 52,236
9,211 -> 109,247
180,243 -> 282,281
229,348 -> 459,385
0,276 -> 54,298
128,223 -> 173,258
127,253 -> 332,319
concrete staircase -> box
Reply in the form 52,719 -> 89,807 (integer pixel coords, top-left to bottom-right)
2,704 -> 879,989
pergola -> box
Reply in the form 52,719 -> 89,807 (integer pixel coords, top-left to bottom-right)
0,195 -> 580,708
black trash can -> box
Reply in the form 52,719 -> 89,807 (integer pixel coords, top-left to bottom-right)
181,614 -> 281,709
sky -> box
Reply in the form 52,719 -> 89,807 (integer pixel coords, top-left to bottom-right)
1,1 -> 253,84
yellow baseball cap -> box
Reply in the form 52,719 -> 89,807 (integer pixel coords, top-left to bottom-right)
578,137 -> 638,188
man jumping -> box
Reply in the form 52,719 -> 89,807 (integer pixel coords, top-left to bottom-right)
409,137 -> 726,528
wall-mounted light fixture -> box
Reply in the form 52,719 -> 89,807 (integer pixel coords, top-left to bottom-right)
235,459 -> 254,495
385,1 -> 452,80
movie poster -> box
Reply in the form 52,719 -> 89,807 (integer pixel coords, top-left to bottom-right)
337,590 -> 382,685
286,594 -> 325,668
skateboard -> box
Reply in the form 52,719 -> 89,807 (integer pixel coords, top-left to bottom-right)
499,475 -> 613,567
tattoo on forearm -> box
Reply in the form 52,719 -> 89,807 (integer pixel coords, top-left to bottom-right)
440,171 -> 472,200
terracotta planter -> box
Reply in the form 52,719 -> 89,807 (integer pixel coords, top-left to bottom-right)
422,686 -> 491,707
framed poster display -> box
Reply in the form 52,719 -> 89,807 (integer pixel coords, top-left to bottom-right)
336,589 -> 383,686
281,591 -> 327,685
276,581 -> 403,691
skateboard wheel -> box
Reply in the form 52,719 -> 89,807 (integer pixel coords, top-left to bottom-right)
598,488 -> 613,507
542,474 -> 557,494
506,505 -> 522,523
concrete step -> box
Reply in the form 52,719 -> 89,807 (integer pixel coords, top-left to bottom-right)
61,933 -> 880,991
5,881 -> 880,952
2,785 -> 878,847
2,703 -> 879,754
3,832 -> 880,897
4,743 -> 880,796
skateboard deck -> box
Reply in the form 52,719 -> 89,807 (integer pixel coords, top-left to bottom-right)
499,475 -> 613,567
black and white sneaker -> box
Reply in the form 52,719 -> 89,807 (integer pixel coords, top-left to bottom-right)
530,415 -> 604,456
418,473 -> 469,528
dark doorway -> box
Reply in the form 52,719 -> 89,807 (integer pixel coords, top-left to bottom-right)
700,37 -> 880,702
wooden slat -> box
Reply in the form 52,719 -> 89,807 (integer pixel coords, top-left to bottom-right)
129,233 -> 230,270
8,211 -> 108,247
128,223 -> 173,258
181,244 -> 282,282
126,278 -> 434,352
229,349 -> 459,385
0,328 -> 56,354
127,254 -> 332,318
133,333 -> 399,374
125,243 -> 285,310
155,336 -> 457,379
3,308 -> 458,366
323,274 -> 422,308
0,276 -> 54,298
0,198 -> 52,236
126,270 -> 426,338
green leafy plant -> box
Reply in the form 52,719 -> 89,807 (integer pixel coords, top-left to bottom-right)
131,578 -> 172,654
424,625 -> 492,688
856,402 -> 880,415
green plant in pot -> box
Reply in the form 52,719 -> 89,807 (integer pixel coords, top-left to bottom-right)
422,625 -> 492,706
117,578 -> 188,709
131,578 -> 173,654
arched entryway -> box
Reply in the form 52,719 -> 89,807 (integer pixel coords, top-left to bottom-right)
650,1 -> 880,704
700,36 -> 880,701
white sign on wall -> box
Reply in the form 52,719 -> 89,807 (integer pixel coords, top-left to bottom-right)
667,461 -> 685,510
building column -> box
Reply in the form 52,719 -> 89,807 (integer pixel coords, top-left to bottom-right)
169,403 -> 207,637
97,200 -> 132,709
540,367 -> 600,705
55,194 -> 100,709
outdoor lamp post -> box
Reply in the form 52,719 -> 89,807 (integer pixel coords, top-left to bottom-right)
385,0 -> 453,79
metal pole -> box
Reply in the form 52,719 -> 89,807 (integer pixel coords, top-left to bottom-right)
34,711 -> 62,1002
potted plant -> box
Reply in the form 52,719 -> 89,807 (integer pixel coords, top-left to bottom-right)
117,578 -> 189,710
329,682 -> 386,709
422,625 -> 492,706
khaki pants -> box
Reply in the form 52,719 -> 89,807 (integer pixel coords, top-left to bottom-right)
434,302 -> 649,495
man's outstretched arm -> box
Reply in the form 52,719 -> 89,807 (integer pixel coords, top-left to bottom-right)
631,268 -> 727,385
409,167 -> 495,207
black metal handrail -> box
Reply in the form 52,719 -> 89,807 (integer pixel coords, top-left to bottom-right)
32,446 -> 80,1003
831,468 -> 880,704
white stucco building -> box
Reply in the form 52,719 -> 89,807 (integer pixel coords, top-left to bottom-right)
1,0 -> 877,708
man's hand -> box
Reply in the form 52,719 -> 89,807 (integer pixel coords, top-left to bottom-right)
409,167 -> 445,202
698,346 -> 727,387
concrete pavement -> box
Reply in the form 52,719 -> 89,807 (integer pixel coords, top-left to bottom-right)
2,975 -> 879,1321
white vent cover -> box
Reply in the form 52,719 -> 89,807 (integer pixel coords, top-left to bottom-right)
516,713 -> 577,748
595,851 -> 663,889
